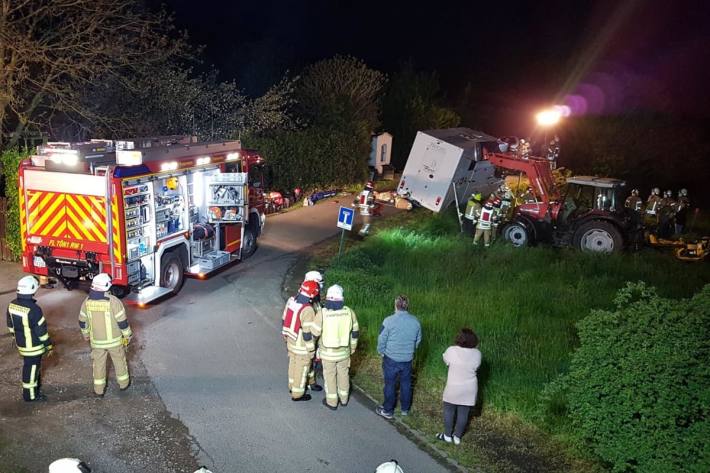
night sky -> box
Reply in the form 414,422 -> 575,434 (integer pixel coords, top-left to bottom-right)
153,0 -> 710,129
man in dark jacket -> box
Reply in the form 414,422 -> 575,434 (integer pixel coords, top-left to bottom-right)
6,276 -> 53,402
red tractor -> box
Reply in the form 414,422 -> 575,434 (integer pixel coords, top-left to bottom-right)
484,150 -> 643,253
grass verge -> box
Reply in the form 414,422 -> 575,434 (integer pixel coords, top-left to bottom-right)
303,208 -> 710,472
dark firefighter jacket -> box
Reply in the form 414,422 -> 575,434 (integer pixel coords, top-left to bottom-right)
6,294 -> 52,357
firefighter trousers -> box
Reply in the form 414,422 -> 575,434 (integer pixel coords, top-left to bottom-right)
474,228 -> 491,246
288,353 -> 313,399
91,346 -> 129,395
21,355 -> 43,402
322,358 -> 351,407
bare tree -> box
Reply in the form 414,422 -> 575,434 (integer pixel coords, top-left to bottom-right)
0,0 -> 187,149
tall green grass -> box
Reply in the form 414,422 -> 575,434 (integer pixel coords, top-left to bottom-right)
327,210 -> 710,421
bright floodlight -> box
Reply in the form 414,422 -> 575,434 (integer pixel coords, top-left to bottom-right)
536,108 -> 562,127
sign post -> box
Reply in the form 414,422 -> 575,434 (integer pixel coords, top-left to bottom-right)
336,206 -> 355,258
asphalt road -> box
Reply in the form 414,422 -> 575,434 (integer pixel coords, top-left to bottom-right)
138,199 -> 450,473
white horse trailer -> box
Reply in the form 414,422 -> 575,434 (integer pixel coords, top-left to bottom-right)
396,128 -> 501,212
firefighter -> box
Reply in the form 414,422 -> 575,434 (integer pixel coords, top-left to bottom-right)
282,280 -> 322,401
79,273 -> 132,396
490,196 -> 503,241
658,190 -> 676,238
6,276 -> 53,402
625,188 -> 643,212
644,187 -> 661,230
498,184 -> 514,218
675,188 -> 690,234
354,181 -> 376,237
303,270 -> 324,392
473,201 -> 495,247
319,284 -> 359,410
462,193 -> 483,236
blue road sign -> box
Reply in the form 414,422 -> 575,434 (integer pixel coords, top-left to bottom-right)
337,206 -> 354,231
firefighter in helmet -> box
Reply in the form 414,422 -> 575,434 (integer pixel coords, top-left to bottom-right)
498,184 -> 514,218
644,187 -> 661,230
303,270 -> 324,392
318,284 -> 359,410
658,190 -> 676,238
675,188 -> 690,234
79,273 -> 132,396
354,181 -> 376,236
282,280 -> 322,401
625,188 -> 643,212
6,276 -> 53,402
473,200 -> 495,247
462,192 -> 483,236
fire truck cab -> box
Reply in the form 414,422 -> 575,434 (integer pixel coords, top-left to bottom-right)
18,136 -> 266,305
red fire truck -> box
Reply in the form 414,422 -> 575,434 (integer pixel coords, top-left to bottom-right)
18,136 -> 266,305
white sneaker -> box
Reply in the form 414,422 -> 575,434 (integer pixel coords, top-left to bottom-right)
436,433 -> 452,443
453,435 -> 461,446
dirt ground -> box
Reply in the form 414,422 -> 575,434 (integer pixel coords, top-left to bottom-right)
0,262 -> 199,473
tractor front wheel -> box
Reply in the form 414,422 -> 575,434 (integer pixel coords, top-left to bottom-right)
573,221 -> 623,253
503,222 -> 531,247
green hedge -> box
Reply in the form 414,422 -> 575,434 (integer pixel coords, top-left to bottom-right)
245,125 -> 370,192
1,150 -> 29,261
543,282 -> 710,472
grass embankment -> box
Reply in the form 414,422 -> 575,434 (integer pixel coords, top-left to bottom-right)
312,209 -> 710,472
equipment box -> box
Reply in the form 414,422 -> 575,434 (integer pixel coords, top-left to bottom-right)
196,251 -> 230,270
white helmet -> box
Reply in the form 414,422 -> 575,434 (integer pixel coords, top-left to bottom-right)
652,187 -> 660,196
664,190 -> 672,198
17,276 -> 39,295
326,284 -> 344,301
91,273 -> 112,292
48,458 -> 91,473
193,468 -> 214,473
304,270 -> 323,288
375,460 -> 404,473
679,188 -> 688,197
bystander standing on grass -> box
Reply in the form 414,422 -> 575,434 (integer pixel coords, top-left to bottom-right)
437,328 -> 482,445
375,295 -> 422,420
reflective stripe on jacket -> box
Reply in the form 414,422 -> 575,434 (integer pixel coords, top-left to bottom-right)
7,296 -> 51,357
464,201 -> 481,221
284,302 -> 322,356
476,207 -> 494,230
319,306 -> 359,362
79,294 -> 131,349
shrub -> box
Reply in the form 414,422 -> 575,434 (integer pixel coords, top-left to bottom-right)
0,149 -> 29,260
245,125 -> 369,192
543,282 -> 710,472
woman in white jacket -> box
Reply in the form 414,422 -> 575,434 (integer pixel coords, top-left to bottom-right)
436,328 -> 482,445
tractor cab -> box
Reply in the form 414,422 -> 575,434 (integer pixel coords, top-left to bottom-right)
558,176 -> 627,223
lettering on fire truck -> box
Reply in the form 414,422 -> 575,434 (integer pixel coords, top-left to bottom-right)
47,239 -> 84,250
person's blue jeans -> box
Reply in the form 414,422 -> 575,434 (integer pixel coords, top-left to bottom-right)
382,355 -> 413,414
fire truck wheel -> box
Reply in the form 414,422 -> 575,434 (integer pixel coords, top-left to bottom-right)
110,285 -> 129,299
503,222 -> 531,247
160,252 -> 185,294
241,226 -> 257,259
573,220 -> 623,253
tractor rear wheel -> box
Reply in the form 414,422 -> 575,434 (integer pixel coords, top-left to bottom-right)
573,221 -> 623,253
503,222 -> 531,247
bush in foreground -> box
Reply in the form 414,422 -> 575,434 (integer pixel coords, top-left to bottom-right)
543,282 -> 710,472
